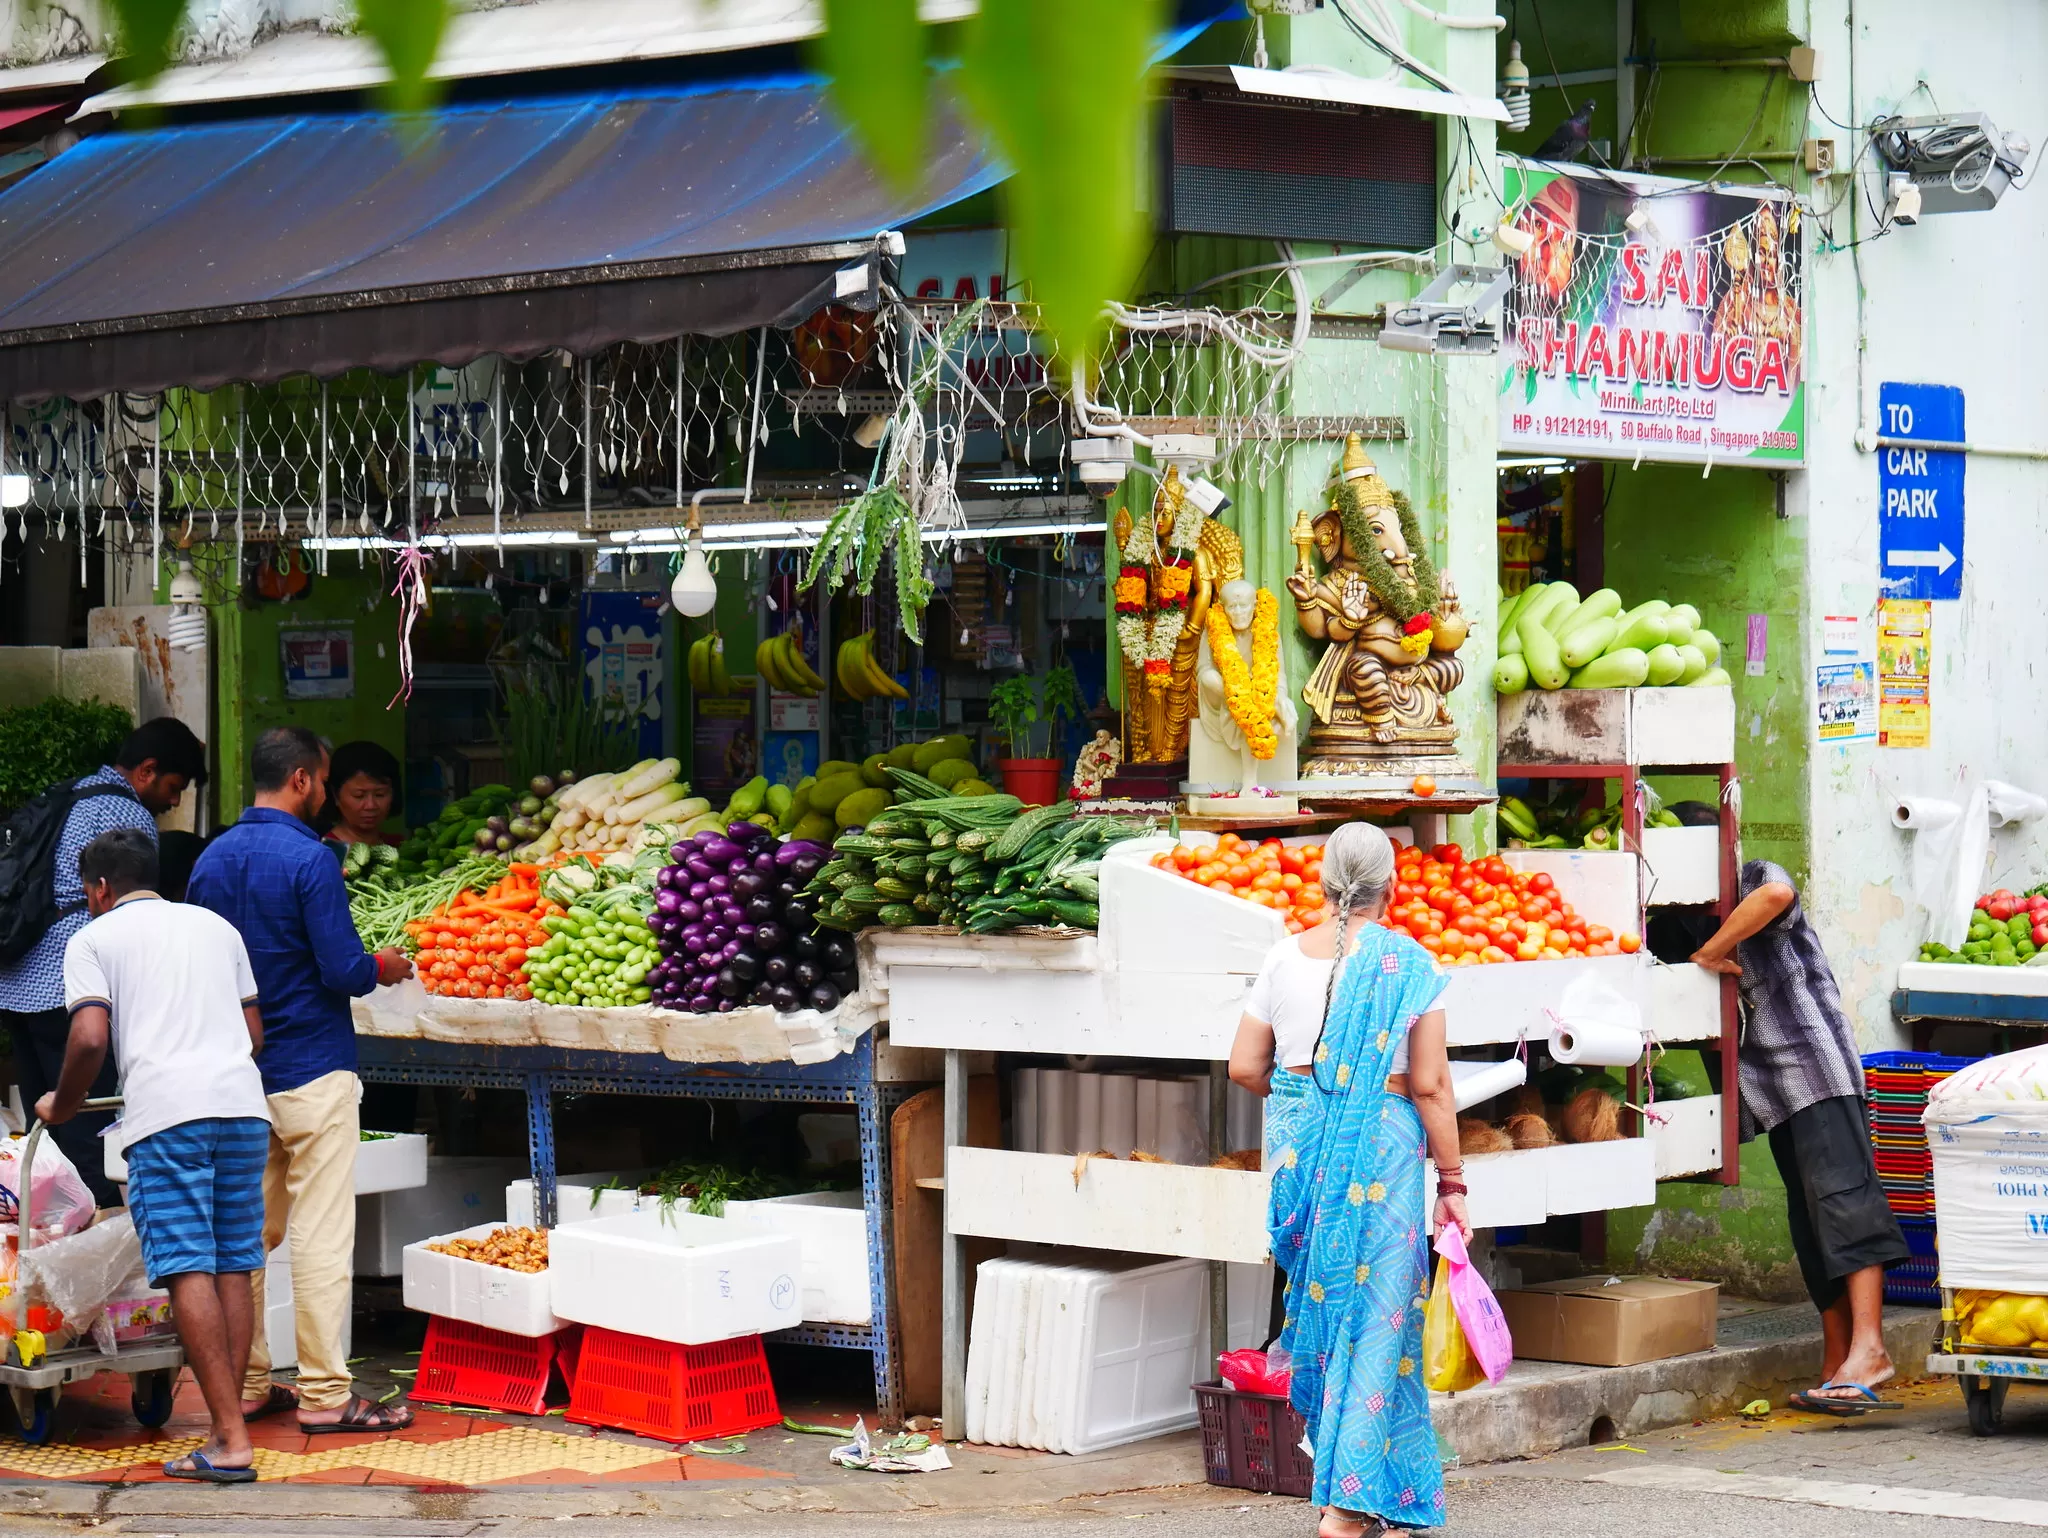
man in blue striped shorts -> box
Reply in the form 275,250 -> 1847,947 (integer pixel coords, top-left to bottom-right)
41,829 -> 271,1483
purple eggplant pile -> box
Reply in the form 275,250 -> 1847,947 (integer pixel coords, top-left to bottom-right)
646,822 -> 859,1014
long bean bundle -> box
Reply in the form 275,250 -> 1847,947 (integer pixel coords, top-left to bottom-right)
350,854 -> 506,952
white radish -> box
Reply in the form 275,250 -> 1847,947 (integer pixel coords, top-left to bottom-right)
614,757 -> 680,802
609,782 -> 689,826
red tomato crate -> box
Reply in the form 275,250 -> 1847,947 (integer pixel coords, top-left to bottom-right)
1195,1381 -> 1314,1498
412,1317 -> 581,1415
567,1326 -> 781,1443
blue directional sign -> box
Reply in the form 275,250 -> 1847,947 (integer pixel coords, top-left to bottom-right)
1878,382 -> 1965,601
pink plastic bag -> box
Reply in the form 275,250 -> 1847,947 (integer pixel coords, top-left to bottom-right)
1433,1224 -> 1512,1384
1217,1347 -> 1291,1396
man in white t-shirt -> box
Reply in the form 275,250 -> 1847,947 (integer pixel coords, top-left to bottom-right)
42,829 -> 269,1485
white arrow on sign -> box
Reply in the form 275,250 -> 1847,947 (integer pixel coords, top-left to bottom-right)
1888,544 -> 1957,574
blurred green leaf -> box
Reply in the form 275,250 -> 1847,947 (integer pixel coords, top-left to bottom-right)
101,0 -> 186,80
959,0 -> 1164,364
355,0 -> 453,114
814,0 -> 927,193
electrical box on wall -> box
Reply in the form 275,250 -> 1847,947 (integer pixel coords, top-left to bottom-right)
1158,84 -> 1438,250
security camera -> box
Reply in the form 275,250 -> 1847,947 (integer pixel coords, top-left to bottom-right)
1886,172 -> 1922,226
1184,476 -> 1232,517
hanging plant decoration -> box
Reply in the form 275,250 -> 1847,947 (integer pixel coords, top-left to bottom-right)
801,299 -> 988,643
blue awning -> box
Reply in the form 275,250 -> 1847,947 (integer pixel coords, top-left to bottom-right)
0,82 -> 1001,401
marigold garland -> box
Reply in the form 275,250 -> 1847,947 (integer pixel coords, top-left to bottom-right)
1114,470 -> 1204,693
1205,588 -> 1281,760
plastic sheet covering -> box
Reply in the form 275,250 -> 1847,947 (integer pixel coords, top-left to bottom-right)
20,1212 -> 146,1355
0,83 -> 1000,401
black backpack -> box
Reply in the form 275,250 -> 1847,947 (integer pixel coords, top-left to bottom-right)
0,779 -> 142,964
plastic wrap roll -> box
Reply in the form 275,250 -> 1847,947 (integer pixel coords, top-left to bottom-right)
1450,1057 -> 1529,1112
1893,796 -> 1961,831
1549,1017 -> 1645,1066
1155,1079 -> 1205,1165
1075,1073 -> 1103,1155
1038,1070 -> 1076,1157
1099,1074 -> 1136,1159
1013,1069 -> 1041,1154
1986,781 -> 2048,828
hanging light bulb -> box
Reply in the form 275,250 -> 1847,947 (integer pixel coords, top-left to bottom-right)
1500,39 -> 1531,134
669,508 -> 718,617
167,558 -> 208,653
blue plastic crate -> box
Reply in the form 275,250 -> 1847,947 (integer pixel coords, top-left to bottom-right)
1901,1220 -> 1936,1258
1862,1050 -> 1978,1076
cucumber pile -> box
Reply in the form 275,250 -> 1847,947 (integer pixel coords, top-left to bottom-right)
1495,583 -> 1734,694
808,769 -> 1150,933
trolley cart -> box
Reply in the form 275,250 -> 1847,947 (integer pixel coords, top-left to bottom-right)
1929,1286 -> 2048,1438
1,1101 -> 182,1445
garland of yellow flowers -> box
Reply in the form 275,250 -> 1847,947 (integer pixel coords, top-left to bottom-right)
1204,588 -> 1281,760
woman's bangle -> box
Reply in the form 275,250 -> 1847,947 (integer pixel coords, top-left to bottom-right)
1436,1163 -> 1463,1178
1437,1180 -> 1468,1197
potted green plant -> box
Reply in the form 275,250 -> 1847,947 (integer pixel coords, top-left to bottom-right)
988,674 -> 1060,808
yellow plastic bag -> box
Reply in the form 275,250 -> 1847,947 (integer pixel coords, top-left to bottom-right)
1423,1254 -> 1485,1393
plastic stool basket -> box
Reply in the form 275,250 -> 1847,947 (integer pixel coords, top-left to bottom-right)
412,1316 -> 579,1415
567,1326 -> 781,1443
1194,1381 -> 1314,1498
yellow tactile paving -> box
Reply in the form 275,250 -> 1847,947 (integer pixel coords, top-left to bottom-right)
0,1427 -> 676,1484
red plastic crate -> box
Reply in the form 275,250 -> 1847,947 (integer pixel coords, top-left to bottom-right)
411,1316 -> 580,1415
566,1327 -> 780,1443
1194,1381 -> 1314,1498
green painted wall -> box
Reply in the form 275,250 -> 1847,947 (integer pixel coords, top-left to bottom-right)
1600,462 -> 1808,1295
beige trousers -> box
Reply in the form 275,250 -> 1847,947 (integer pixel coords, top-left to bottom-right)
242,1069 -> 359,1412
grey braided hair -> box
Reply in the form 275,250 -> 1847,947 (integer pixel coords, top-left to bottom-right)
1312,822 -> 1398,1090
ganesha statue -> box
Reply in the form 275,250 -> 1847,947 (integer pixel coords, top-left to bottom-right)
1287,435 -> 1470,777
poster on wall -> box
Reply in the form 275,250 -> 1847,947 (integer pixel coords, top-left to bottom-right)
694,698 -> 757,804
1877,598 -> 1932,748
280,626 -> 354,700
578,591 -> 665,760
1499,162 -> 1804,466
1815,662 -> 1876,744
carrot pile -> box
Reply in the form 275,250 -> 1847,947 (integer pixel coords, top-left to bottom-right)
407,864 -> 561,1000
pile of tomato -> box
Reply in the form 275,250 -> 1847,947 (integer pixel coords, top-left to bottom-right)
1386,843 -> 1638,964
1152,836 -> 1642,961
1150,834 -> 1328,933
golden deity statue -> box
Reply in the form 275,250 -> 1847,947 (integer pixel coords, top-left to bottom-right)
1287,435 -> 1469,775
1113,467 -> 1243,764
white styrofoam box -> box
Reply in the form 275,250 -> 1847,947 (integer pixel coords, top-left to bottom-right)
1650,1094 -> 1723,1180
1423,1146 -> 1549,1231
1099,835 -> 1282,976
505,1171 -> 646,1229
401,1222 -> 560,1337
1499,684 -> 1734,767
723,1191 -> 871,1326
1639,825 -> 1722,907
356,1156 -> 524,1277
1897,960 -> 2048,998
1648,960 -> 1724,1041
262,1239 -> 353,1369
104,1130 -> 429,1195
1541,1138 -> 1656,1214
1631,684 -> 1734,767
946,1147 -> 1271,1264
1441,954 -> 1649,1048
1502,849 -> 1642,938
354,1133 -> 429,1195
548,1209 -> 803,1345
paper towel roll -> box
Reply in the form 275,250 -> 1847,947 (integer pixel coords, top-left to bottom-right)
1451,1057 -> 1529,1112
1099,1075 -> 1137,1159
1894,796 -> 1961,831
1039,1070 -> 1076,1156
1155,1079 -> 1206,1165
1134,1078 -> 1161,1156
1075,1073 -> 1103,1154
1987,781 -> 2048,827
1013,1069 -> 1041,1154
1549,1017 -> 1644,1067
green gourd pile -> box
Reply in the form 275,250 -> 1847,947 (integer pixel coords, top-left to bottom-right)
1493,583 -> 1734,694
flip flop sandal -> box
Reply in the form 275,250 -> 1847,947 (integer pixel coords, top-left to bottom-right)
242,1385 -> 299,1422
302,1396 -> 415,1435
1811,1380 -> 1903,1411
164,1451 -> 257,1484
1788,1381 -> 1886,1417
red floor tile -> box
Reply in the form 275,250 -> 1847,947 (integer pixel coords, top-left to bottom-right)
280,1465 -> 374,1485
675,1456 -> 775,1481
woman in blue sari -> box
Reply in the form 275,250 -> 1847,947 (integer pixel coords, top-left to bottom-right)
1230,823 -> 1469,1537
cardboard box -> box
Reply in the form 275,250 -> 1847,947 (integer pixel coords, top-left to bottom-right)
1497,1275 -> 1718,1366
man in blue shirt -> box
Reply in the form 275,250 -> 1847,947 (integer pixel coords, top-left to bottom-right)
0,717 -> 206,1207
187,726 -> 415,1434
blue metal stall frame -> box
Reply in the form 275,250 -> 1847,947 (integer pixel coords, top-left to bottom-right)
356,1032 -> 912,1425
